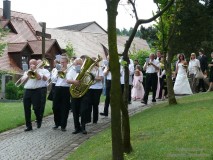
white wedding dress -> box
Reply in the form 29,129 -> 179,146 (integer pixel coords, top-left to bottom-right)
174,63 -> 193,95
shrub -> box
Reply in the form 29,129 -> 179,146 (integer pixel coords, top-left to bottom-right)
5,81 -> 19,100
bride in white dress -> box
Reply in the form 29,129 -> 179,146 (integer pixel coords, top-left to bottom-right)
174,54 -> 193,95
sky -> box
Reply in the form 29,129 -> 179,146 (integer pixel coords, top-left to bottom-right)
0,0 -> 157,30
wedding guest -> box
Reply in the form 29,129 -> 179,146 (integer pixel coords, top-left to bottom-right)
188,53 -> 200,93
197,49 -> 208,92
207,52 -> 213,92
141,53 -> 160,105
131,69 -> 144,101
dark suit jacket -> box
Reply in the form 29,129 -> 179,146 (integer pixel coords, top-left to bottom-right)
198,55 -> 208,72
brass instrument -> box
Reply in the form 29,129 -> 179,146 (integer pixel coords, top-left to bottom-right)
27,58 -> 50,79
70,55 -> 102,98
47,63 -> 73,86
15,58 -> 50,87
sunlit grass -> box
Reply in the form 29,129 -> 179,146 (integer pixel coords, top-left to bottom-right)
0,100 -> 53,133
68,92 -> 213,160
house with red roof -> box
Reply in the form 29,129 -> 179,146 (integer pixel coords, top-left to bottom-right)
0,0 -> 62,73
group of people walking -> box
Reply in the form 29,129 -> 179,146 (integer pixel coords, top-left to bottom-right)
21,55 -> 104,134
20,49 -> 213,134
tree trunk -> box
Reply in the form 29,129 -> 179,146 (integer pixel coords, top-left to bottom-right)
165,48 -> 177,105
121,60 -> 133,153
106,0 -> 124,159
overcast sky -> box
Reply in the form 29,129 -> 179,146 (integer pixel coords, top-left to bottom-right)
0,0 -> 157,30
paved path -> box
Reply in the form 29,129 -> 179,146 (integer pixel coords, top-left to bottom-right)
0,97 -> 161,160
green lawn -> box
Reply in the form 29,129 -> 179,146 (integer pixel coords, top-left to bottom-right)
68,92 -> 213,160
0,100 -> 53,133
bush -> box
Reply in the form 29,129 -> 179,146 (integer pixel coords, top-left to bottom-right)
5,81 -> 20,100
129,49 -> 153,67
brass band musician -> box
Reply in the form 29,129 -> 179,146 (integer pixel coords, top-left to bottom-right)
22,59 -> 43,131
52,56 -> 75,132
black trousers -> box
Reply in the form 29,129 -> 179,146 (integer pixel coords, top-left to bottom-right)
40,87 -> 47,119
143,73 -> 158,103
71,92 -> 89,130
121,84 -> 132,102
87,89 -> 102,123
53,87 -> 70,129
23,88 -> 41,128
103,80 -> 111,116
198,79 -> 206,91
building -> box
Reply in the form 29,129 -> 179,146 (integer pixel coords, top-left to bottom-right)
48,21 -> 150,59
0,0 -> 62,73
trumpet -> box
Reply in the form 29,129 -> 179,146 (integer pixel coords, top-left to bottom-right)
15,58 -> 50,87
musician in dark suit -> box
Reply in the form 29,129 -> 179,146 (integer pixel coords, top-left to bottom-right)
197,50 -> 208,92
22,59 -> 43,131
68,58 -> 89,134
53,56 -> 72,132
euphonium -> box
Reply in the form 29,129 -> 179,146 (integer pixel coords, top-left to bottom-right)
70,55 -> 102,98
27,58 -> 50,79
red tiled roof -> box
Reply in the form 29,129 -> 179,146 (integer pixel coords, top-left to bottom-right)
8,42 -> 28,52
28,39 -> 57,55
0,49 -> 22,73
0,8 -> 41,32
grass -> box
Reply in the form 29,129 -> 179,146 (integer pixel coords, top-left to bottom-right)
68,92 -> 213,160
0,94 -> 105,133
0,100 -> 53,133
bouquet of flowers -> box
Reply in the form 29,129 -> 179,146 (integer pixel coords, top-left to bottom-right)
182,61 -> 188,69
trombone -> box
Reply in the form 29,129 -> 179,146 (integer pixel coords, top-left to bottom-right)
27,58 -> 50,79
15,58 -> 50,87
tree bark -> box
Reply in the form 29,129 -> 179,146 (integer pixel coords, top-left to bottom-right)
106,0 -> 124,159
121,57 -> 132,153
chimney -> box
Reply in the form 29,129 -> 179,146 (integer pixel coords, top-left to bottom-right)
3,0 -> 11,20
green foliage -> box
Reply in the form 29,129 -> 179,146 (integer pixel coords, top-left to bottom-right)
140,26 -> 158,48
116,28 -> 142,37
129,49 -> 153,67
68,92 -> 213,160
5,81 -> 24,100
65,42 -> 76,58
5,81 -> 18,100
155,0 -> 213,57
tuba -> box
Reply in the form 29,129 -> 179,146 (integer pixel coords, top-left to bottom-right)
70,55 -> 102,98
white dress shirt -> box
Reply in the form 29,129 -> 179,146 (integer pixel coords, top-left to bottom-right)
188,59 -> 200,74
144,59 -> 160,73
55,67 -> 76,87
24,69 -> 43,89
90,67 -> 104,89
37,68 -> 50,88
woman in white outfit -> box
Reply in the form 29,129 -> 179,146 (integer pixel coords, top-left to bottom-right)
174,53 -> 192,95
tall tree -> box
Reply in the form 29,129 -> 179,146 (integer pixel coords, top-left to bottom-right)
105,0 -> 174,158
105,0 -> 124,159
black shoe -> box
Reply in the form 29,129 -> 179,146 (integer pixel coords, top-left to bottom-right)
72,129 -> 81,134
128,101 -> 132,104
93,121 -> 97,124
100,112 -> 108,116
82,129 -> 87,134
152,99 -> 156,102
141,100 -> 147,105
61,128 -> 67,132
37,121 -> 42,128
52,125 -> 59,130
24,127 -> 32,132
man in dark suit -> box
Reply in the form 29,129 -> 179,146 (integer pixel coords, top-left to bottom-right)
197,49 -> 208,92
